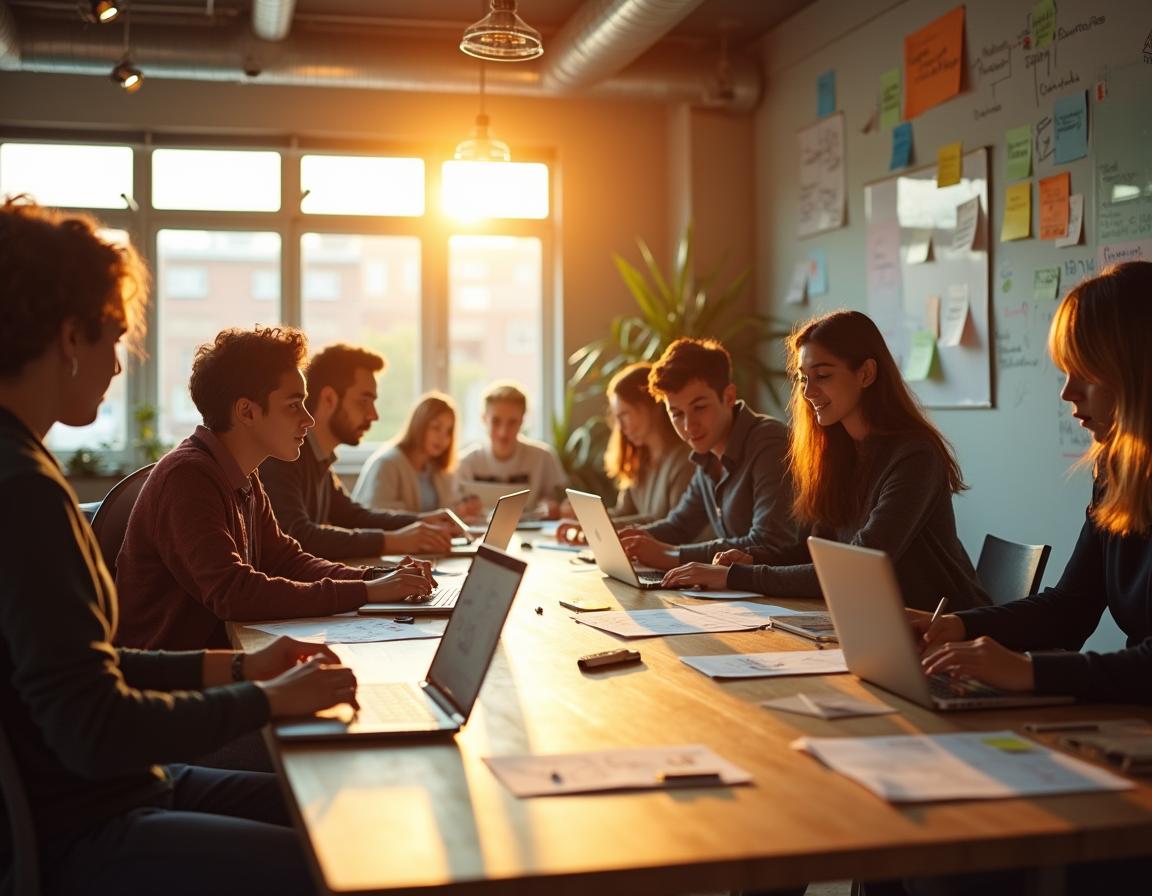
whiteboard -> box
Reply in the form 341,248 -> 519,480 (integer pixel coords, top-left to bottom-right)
864,147 -> 991,408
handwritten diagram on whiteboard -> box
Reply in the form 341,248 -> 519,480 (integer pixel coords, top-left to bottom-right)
797,113 -> 846,238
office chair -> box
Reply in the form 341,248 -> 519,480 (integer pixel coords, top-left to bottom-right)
89,463 -> 155,577
976,533 -> 1051,606
0,718 -> 39,896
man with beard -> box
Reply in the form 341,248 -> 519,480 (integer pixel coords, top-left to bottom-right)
261,344 -> 456,560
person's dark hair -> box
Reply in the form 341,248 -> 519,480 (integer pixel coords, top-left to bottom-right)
190,326 -> 308,432
787,310 -> 965,529
604,362 -> 680,488
304,344 -> 385,414
0,195 -> 148,378
648,337 -> 732,400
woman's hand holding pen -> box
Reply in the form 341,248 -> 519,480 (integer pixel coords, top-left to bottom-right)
256,654 -> 359,718
905,607 -> 966,654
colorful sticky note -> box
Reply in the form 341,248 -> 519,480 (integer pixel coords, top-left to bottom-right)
807,249 -> 829,296
1001,181 -> 1032,242
1005,125 -> 1032,181
939,286 -> 969,347
904,330 -> 937,381
904,6 -> 965,120
924,295 -> 941,338
937,142 -> 962,187
880,68 -> 902,130
1039,172 -> 1071,240
906,229 -> 933,264
1033,267 -> 1061,301
1054,91 -> 1089,164
785,261 -> 808,304
817,70 -> 836,118
953,196 -> 980,251
1031,0 -> 1056,49
1056,194 -> 1085,248
982,735 -> 1037,752
890,122 -> 913,170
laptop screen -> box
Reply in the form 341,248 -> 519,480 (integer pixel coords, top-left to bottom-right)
426,545 -> 526,715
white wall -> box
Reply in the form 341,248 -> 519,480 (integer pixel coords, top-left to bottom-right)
754,0 -> 1148,649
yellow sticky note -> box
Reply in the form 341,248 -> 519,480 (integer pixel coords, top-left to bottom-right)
1001,181 -> 1032,242
982,736 -> 1036,753
937,142 -> 962,187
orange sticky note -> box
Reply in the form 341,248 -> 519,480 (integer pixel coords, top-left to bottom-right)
904,6 -> 965,120
1039,172 -> 1071,240
937,142 -> 962,187
1001,181 -> 1032,242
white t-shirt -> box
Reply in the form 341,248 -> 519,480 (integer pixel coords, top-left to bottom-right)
456,437 -> 568,509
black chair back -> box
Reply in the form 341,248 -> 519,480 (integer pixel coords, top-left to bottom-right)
976,533 -> 1052,606
89,463 -> 156,576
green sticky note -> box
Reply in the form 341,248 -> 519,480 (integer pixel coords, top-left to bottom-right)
903,331 -> 936,381
983,735 -> 1036,752
1005,126 -> 1032,181
1032,0 -> 1056,49
880,68 -> 902,130
1033,267 -> 1061,301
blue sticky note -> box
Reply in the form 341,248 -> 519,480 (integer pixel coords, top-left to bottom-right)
1053,91 -> 1088,163
817,70 -> 836,118
890,122 -> 913,170
807,249 -> 829,296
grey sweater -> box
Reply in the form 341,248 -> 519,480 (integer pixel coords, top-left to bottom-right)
610,445 -> 697,527
727,432 -> 990,612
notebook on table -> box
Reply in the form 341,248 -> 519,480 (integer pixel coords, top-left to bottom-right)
277,545 -> 527,740
807,537 -> 1073,711
565,489 -> 667,590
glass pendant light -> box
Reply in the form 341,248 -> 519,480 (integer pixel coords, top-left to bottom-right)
460,0 -> 543,62
454,64 -> 512,162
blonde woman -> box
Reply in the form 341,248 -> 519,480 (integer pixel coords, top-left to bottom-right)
354,392 -> 480,517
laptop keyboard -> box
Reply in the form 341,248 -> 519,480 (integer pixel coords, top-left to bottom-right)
422,580 -> 464,608
358,683 -> 442,725
928,673 -> 1005,700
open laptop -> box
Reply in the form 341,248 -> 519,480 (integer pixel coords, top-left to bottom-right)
807,537 -> 1073,711
447,488 -> 531,556
565,489 -> 666,590
277,545 -> 527,740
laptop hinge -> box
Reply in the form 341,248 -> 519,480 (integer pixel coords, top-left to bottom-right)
421,681 -> 466,726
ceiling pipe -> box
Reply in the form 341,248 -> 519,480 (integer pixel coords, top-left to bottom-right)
0,0 -> 19,70
251,0 -> 295,42
540,0 -> 707,92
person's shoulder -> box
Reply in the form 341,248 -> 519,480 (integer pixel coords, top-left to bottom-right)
741,406 -> 790,447
148,438 -> 227,496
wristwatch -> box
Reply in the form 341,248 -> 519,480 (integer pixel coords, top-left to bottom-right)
230,652 -> 246,682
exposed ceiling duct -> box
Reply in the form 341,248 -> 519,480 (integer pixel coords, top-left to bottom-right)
251,0 -> 295,42
0,0 -> 19,69
541,0 -> 706,91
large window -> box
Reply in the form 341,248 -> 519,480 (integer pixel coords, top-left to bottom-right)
1,138 -> 553,470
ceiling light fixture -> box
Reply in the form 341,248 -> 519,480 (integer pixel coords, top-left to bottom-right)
79,0 -> 121,24
109,4 -> 142,92
460,0 -> 543,62
454,63 -> 511,161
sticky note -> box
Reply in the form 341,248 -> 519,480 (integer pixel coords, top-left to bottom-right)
1056,194 -> 1085,248
1039,172 -> 1071,240
1005,125 -> 1032,181
785,261 -> 808,304
1033,267 -> 1061,301
1054,91 -> 1089,164
807,249 -> 829,296
904,331 -> 937,381
953,196 -> 980,251
890,122 -> 913,170
904,6 -> 965,120
817,70 -> 836,118
937,142 -> 962,187
939,286 -> 969,347
1031,0 -> 1056,49
880,68 -> 902,130
1001,181 -> 1032,242
983,735 -> 1036,752
907,228 -> 933,264
924,295 -> 941,338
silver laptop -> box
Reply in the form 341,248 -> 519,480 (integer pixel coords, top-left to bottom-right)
807,537 -> 1073,711
447,488 -> 531,556
277,545 -> 527,740
565,489 -> 666,590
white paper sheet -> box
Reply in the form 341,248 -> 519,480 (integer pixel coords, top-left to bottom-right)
676,589 -> 764,600
938,285 -> 970,347
1056,193 -> 1084,247
794,730 -> 1134,802
952,196 -> 980,250
572,607 -> 766,639
681,649 -> 847,679
762,693 -> 897,719
245,616 -> 443,644
484,744 -> 752,797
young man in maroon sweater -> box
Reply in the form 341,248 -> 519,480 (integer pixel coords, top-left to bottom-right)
116,326 -> 434,650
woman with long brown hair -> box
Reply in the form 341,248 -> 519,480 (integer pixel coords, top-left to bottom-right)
662,310 -> 988,611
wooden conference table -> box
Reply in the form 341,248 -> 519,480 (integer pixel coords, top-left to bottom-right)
234,538 -> 1152,895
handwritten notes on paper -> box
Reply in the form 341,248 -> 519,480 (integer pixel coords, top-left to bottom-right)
1033,267 -> 1061,301
953,196 -> 980,250
680,649 -> 848,680
939,286 -> 970,347
1054,92 -> 1089,164
1039,172 -> 1071,240
880,68 -> 902,130
904,6 -> 965,120
245,616 -> 441,644
890,122 -> 913,170
937,142 -> 962,187
798,113 -> 846,238
817,69 -> 836,118
1001,182 -> 1032,242
1057,194 -> 1085,247
1005,126 -> 1032,181
867,220 -> 903,318
904,331 -> 937,381
1031,0 -> 1057,49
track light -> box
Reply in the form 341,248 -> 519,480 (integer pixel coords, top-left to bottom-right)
110,58 -> 143,92
80,1 -> 121,24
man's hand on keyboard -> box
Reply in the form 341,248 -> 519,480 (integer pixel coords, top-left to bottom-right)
365,567 -> 435,603
396,555 -> 434,587
921,635 -> 1036,692
257,654 -> 360,717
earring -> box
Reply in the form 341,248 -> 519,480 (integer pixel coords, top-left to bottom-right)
70,357 -> 78,378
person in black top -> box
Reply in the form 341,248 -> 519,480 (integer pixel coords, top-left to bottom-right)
902,264 -> 1152,893
0,196 -> 355,896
